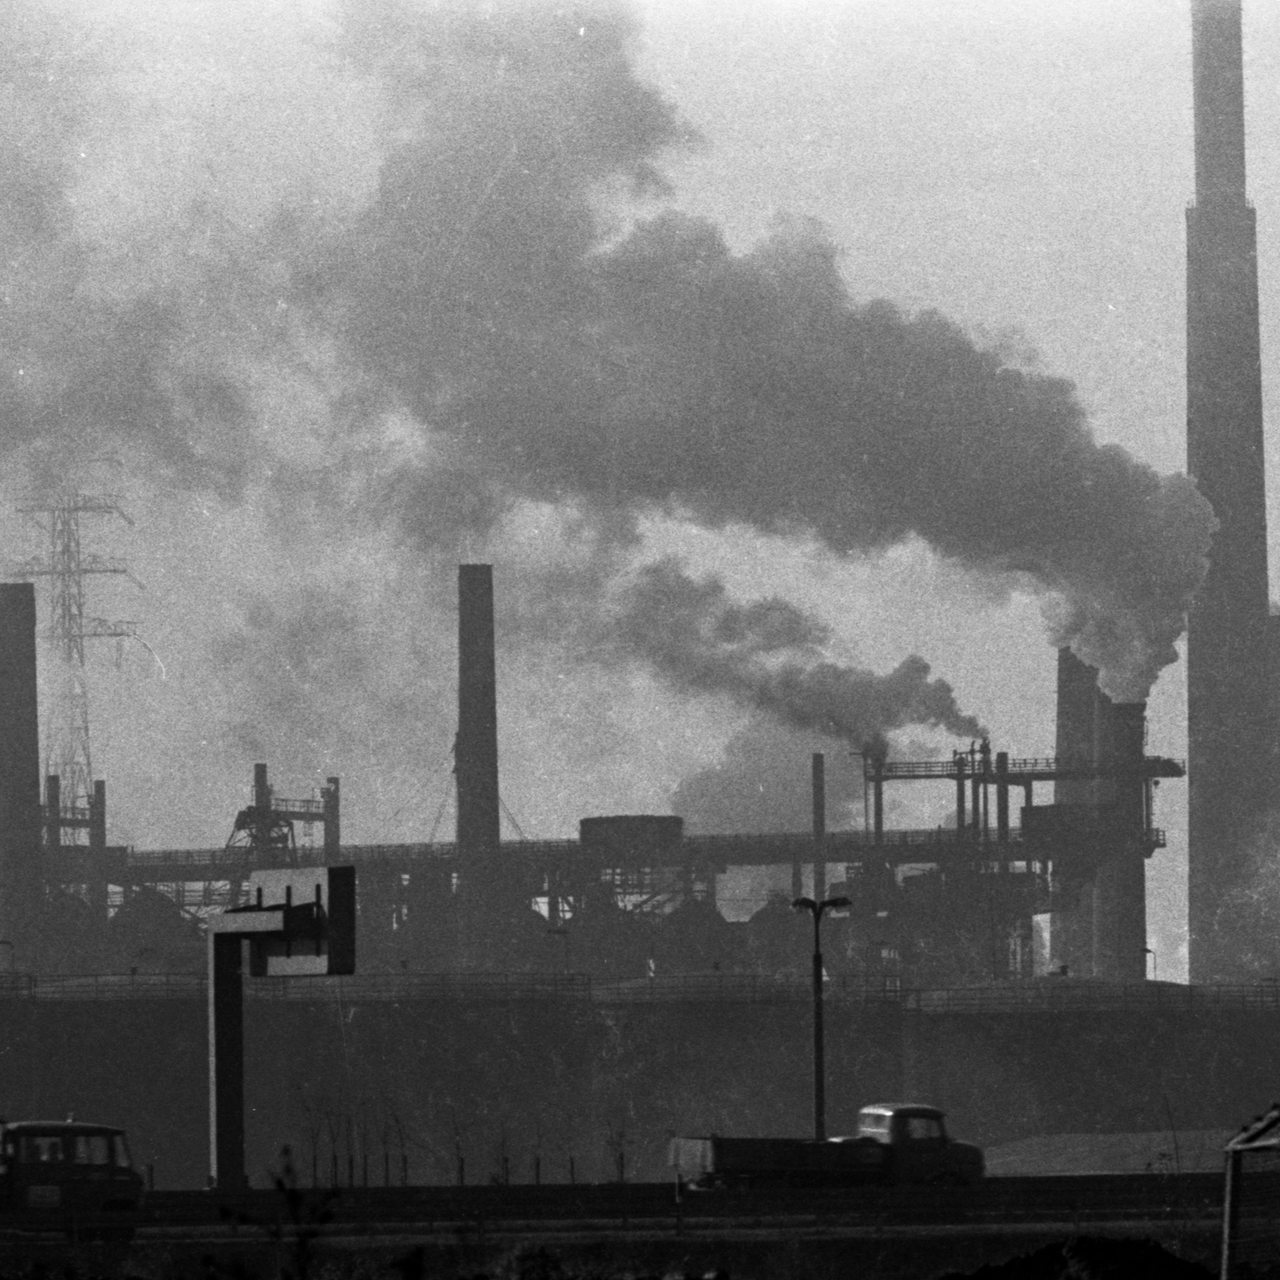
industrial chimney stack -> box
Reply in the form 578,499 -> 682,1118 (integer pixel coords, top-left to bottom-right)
456,564 -> 501,862
1185,0 -> 1274,982
1052,649 -> 1150,980
0,583 -> 43,967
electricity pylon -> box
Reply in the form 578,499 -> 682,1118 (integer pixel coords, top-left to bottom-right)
8,493 -> 139,819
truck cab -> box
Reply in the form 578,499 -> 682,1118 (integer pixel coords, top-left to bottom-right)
0,1120 -> 145,1238
836,1103 -> 984,1185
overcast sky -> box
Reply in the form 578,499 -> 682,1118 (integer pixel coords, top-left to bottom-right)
7,0 -> 1280,982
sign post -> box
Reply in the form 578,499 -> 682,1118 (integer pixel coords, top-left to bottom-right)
207,867 -> 355,1190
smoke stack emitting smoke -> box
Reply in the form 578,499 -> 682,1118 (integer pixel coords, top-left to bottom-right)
0,1 -> 1212,802
611,560 -> 984,756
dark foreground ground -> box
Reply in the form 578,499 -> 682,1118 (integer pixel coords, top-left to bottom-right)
0,1227 -> 1215,1280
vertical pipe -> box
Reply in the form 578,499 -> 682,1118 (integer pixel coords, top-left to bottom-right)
1222,1147 -> 1242,1280
254,763 -> 270,813
872,757 -> 884,843
812,753 -> 826,905
970,756 -> 981,835
44,774 -> 60,851
955,755 -> 966,832
995,753 -> 1010,842
89,779 -> 106,850
323,776 -> 341,860
88,779 -> 107,922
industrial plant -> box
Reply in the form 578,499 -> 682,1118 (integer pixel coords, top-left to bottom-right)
0,558 -> 1190,987
0,0 -> 1270,992
0,0 -> 1273,1190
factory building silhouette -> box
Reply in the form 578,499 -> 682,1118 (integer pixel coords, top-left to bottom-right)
0,564 -> 1183,986
0,0 -> 1269,988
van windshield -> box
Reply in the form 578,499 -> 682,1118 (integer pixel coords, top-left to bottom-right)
12,1131 -> 130,1168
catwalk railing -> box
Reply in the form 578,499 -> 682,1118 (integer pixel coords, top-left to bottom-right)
101,824 -> 1168,882
6,971 -> 1280,1011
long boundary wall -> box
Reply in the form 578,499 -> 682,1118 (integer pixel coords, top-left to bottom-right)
0,984 -> 1272,1188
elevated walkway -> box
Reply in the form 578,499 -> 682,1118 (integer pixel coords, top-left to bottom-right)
89,823 -> 1165,885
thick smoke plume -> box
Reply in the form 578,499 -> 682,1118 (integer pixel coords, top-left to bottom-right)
0,0 -> 1213,795
611,560 -> 985,755
327,2 -> 1212,702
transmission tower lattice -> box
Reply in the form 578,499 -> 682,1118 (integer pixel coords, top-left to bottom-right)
8,493 -> 138,817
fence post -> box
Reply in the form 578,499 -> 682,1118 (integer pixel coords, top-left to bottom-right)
1221,1148 -> 1241,1280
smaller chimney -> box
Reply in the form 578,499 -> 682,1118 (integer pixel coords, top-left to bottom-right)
456,565 -> 500,859
1091,699 -> 1149,981
1050,648 -> 1102,977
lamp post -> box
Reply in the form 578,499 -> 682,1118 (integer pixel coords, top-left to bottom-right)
793,895 -> 851,1141
548,926 -> 570,975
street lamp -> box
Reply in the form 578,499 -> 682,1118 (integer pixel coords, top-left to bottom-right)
793,895 -> 851,1141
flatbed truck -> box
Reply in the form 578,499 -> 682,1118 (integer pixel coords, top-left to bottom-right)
670,1102 -> 984,1190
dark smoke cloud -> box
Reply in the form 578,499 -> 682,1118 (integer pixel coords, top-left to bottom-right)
0,0 -> 1211,750
309,5 -> 1211,700
609,559 -> 985,754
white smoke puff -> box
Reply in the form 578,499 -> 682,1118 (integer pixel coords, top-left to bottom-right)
1039,471 -> 1215,701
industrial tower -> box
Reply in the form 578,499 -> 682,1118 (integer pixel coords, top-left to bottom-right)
10,493 -> 136,817
1185,0 -> 1274,981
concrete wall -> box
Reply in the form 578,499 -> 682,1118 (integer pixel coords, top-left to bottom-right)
1,991 -> 1273,1189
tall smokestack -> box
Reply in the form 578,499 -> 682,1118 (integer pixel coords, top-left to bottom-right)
1185,0 -> 1272,982
0,584 -> 42,967
456,564 -> 500,860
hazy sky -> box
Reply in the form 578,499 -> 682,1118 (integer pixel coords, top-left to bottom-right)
7,0 -> 1279,982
